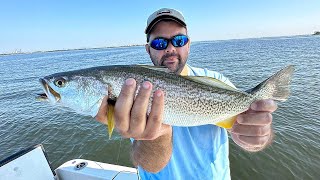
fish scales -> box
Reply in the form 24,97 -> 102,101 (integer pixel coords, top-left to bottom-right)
91,66 -> 256,126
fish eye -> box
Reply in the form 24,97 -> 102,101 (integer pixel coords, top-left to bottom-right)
54,78 -> 66,87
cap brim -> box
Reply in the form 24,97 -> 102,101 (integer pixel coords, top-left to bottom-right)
145,15 -> 186,34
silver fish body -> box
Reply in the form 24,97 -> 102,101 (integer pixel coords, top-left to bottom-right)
38,65 -> 294,128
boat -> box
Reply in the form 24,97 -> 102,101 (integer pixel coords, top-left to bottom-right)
0,144 -> 139,180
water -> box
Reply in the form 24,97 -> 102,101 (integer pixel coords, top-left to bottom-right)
0,35 -> 319,179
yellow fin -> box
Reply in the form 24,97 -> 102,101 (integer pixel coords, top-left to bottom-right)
215,116 -> 237,129
107,104 -> 115,139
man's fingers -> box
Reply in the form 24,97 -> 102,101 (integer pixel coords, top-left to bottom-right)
237,134 -> 270,147
231,100 -> 276,150
237,112 -> 272,126
114,78 -> 136,136
231,122 -> 271,136
250,99 -> 277,112
113,80 -> 170,140
129,81 -> 153,137
142,90 -> 164,140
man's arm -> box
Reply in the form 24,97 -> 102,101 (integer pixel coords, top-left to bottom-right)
95,78 -> 172,173
131,131 -> 172,172
230,99 -> 277,152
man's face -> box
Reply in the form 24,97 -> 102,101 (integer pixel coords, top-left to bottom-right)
145,21 -> 190,74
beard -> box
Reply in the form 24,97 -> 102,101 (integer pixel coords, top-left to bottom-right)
151,52 -> 186,74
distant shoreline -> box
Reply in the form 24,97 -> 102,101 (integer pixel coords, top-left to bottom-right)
0,44 -> 144,56
0,34 -> 315,56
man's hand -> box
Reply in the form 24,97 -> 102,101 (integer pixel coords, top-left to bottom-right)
95,78 -> 171,140
95,78 -> 172,172
113,78 -> 171,140
230,99 -> 277,152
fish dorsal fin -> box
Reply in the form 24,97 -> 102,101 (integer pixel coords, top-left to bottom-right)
182,76 -> 240,92
137,64 -> 172,73
138,64 -> 240,92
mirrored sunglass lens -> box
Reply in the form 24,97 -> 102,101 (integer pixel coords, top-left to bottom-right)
151,38 -> 168,50
172,35 -> 188,47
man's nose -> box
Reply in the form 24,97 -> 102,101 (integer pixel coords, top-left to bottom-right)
165,42 -> 176,53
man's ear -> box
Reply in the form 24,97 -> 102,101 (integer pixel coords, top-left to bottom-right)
145,44 -> 151,55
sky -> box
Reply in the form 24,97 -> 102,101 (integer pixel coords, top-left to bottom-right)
1,0 -> 320,54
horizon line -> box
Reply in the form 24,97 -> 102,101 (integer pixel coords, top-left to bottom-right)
0,33 -> 315,56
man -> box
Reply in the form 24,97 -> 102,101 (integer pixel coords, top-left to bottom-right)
96,8 -> 276,179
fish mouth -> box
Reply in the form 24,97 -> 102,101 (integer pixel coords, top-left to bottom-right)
37,78 -> 61,102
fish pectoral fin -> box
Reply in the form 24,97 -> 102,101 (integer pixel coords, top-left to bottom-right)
107,104 -> 115,139
214,116 -> 237,129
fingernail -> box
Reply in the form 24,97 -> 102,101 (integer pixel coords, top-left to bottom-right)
266,99 -> 274,106
156,90 -> 162,97
251,102 -> 257,110
125,78 -> 134,86
143,81 -> 150,89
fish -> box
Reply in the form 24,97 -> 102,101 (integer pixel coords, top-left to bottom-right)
37,65 -> 294,138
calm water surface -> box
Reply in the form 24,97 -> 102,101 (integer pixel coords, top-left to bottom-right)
0,35 -> 319,179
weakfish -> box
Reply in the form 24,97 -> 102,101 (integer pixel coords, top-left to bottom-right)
37,65 -> 294,138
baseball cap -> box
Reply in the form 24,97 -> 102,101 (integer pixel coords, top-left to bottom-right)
145,8 -> 187,34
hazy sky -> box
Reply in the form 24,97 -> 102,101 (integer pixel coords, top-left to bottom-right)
1,0 -> 319,53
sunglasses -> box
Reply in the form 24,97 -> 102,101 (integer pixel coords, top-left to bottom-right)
149,35 -> 189,50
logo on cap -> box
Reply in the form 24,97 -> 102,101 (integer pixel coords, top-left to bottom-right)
157,10 -> 171,15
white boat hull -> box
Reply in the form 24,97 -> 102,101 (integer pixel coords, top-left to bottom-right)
0,144 -> 139,180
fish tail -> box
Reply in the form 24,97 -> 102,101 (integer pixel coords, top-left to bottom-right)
215,65 -> 294,129
246,65 -> 295,101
